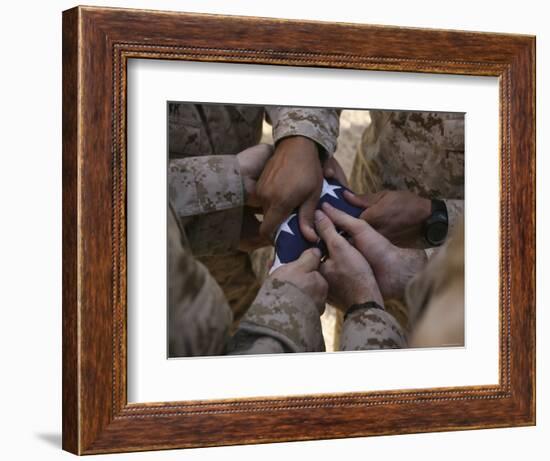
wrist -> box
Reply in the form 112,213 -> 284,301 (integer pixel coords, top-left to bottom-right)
345,285 -> 383,310
344,301 -> 385,320
418,197 -> 432,221
276,136 -> 322,162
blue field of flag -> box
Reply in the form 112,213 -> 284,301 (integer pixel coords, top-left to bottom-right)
270,178 -> 364,273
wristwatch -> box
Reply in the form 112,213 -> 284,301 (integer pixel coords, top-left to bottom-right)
423,198 -> 448,246
344,301 -> 385,320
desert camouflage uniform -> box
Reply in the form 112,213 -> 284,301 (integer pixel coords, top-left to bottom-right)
168,155 -> 326,356
169,154 -> 403,355
406,221 -> 465,348
351,111 -> 464,243
339,306 -> 406,350
349,110 -> 464,334
169,104 -> 340,321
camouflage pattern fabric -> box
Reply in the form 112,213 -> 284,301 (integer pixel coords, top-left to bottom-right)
406,221 -> 465,348
167,205 -> 233,357
340,306 -> 407,350
169,155 -> 244,256
168,104 -> 340,160
168,103 -> 340,318
168,156 -> 326,356
228,278 -> 326,354
349,110 -> 465,335
351,110 -> 465,241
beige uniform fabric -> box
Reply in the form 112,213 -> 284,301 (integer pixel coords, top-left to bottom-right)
169,104 -> 340,320
351,110 -> 465,242
168,154 -> 326,356
406,222 -> 465,348
349,110 -> 465,333
340,306 -> 407,350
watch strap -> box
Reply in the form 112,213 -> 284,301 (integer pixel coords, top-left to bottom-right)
344,301 -> 385,320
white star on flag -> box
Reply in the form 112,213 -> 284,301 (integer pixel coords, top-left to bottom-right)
269,253 -> 283,274
274,213 -> 296,242
320,179 -> 341,199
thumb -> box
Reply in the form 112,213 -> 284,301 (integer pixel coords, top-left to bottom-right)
298,194 -> 319,243
343,190 -> 380,209
293,247 -> 322,272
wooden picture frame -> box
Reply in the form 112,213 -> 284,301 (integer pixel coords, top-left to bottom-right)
62,5 -> 535,455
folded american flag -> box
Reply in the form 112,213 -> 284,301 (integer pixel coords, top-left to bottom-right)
269,178 -> 364,273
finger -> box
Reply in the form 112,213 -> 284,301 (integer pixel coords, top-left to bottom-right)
260,203 -> 292,241
293,247 -> 322,272
343,190 -> 378,208
298,195 -> 319,243
360,206 -> 384,227
324,166 -> 335,177
318,259 -> 334,278
323,158 -> 349,187
314,209 -> 348,253
322,202 -> 391,258
321,202 -> 369,238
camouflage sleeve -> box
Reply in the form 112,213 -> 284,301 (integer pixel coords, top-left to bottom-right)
406,221 -> 465,348
265,107 -> 340,158
168,207 -> 233,357
169,155 -> 244,256
340,306 -> 407,350
227,278 -> 326,354
443,199 -> 464,241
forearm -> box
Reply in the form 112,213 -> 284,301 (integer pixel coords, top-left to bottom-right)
227,278 -> 325,354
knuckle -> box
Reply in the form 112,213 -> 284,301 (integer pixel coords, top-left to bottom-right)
330,237 -> 345,251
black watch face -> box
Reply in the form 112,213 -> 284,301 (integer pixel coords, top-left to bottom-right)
426,221 -> 447,245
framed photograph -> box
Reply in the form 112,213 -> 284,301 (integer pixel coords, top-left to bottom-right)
62,5 -> 535,455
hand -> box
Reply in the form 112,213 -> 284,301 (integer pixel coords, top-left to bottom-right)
314,210 -> 383,311
321,202 -> 427,300
256,136 -> 323,242
344,190 -> 431,246
236,143 -> 273,207
238,207 -> 269,253
271,247 -> 328,313
323,156 -> 349,187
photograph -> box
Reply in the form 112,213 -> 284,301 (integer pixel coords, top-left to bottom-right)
167,103 -> 465,357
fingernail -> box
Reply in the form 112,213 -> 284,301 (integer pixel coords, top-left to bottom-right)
321,202 -> 333,210
311,247 -> 321,257
314,210 -> 325,222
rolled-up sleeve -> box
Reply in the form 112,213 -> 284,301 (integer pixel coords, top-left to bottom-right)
266,107 -> 340,158
443,199 -> 464,241
340,306 -> 407,350
169,155 -> 244,256
228,278 -> 325,354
